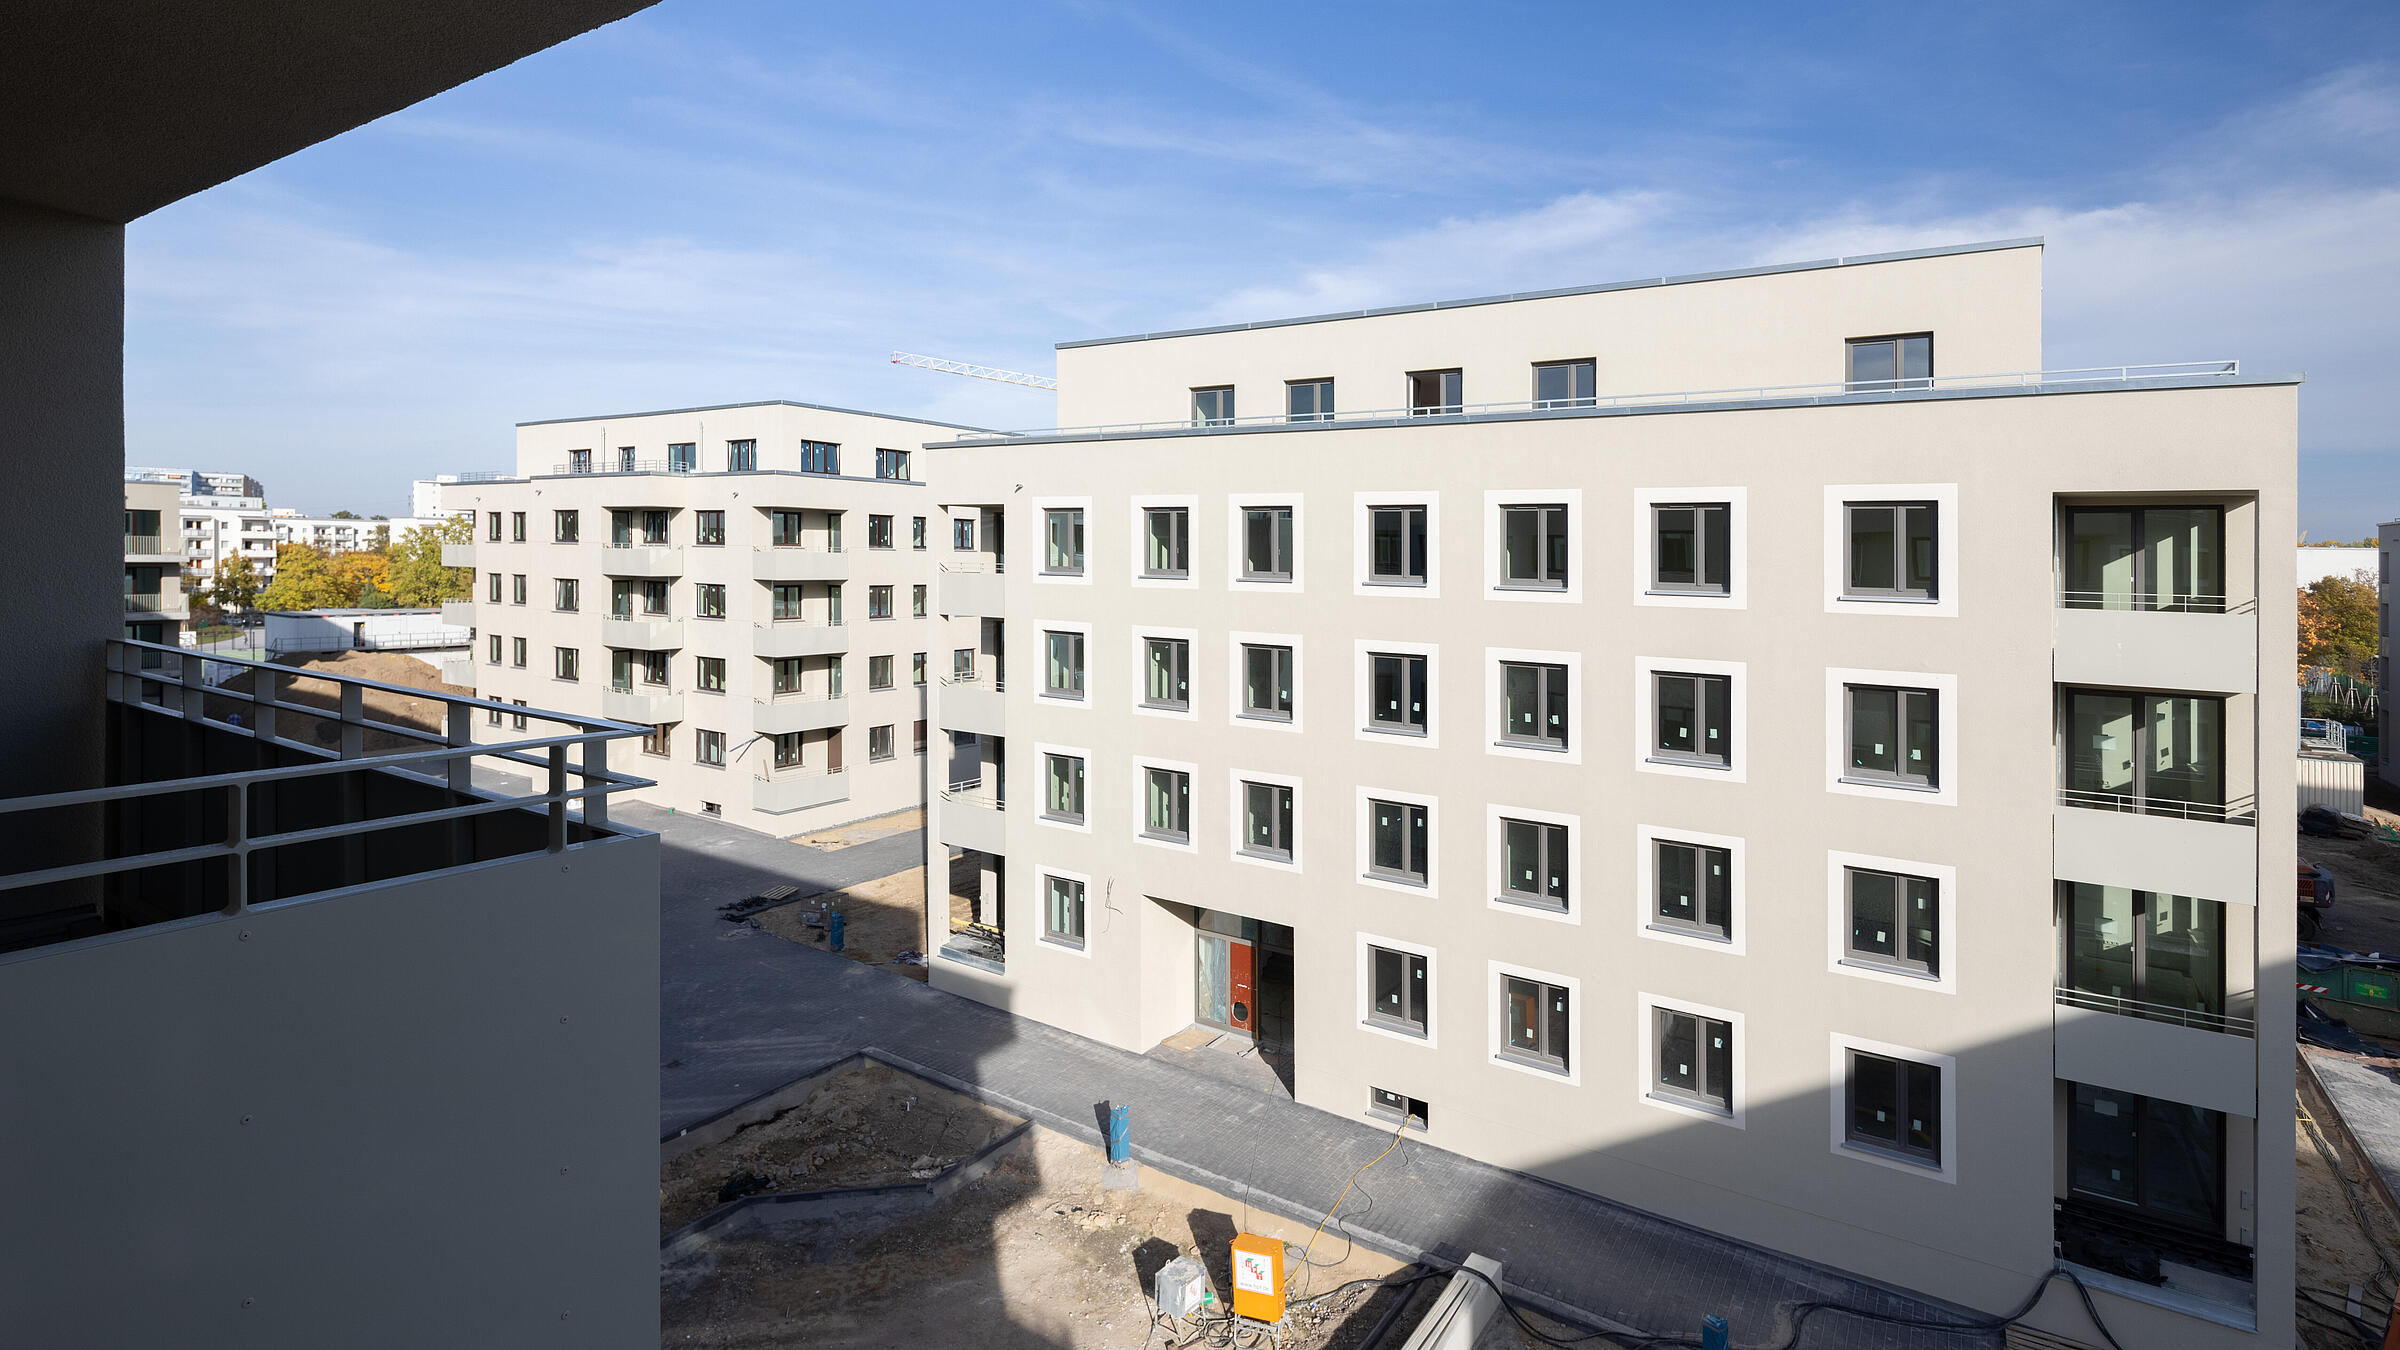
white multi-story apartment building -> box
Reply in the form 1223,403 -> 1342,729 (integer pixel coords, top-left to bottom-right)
454,401 -> 980,835
271,510 -> 384,554
122,474 -> 187,643
924,239 -> 2297,1349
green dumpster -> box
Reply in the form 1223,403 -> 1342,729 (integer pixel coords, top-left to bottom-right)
2342,965 -> 2400,1010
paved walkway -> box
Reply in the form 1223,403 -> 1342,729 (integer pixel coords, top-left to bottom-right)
640,804 -> 2004,1348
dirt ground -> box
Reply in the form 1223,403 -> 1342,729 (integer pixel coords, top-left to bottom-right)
754,866 -> 931,983
660,1061 -> 1020,1235
789,808 -> 922,850
2305,797 -> 2400,956
664,1124 -> 1446,1349
199,649 -> 472,753
2296,1079 -> 2400,1348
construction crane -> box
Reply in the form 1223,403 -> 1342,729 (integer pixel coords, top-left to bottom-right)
889,351 -> 1058,391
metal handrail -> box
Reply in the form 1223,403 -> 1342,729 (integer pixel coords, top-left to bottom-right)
755,762 -> 845,783
2052,986 -> 2256,1037
270,632 -> 468,654
600,541 -> 677,552
760,616 -> 845,628
2056,787 -> 2258,824
2057,590 -> 2255,615
940,671 -> 1000,688
123,535 -> 167,554
759,541 -> 844,553
953,361 -> 2247,440
550,460 -> 695,476
122,595 -> 184,614
940,555 -> 993,573
759,689 -> 844,704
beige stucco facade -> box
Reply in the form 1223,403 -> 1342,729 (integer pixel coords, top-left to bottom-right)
455,401 -> 975,837
925,241 -> 2298,1349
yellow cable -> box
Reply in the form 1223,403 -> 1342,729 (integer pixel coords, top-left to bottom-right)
1293,1110 -> 1414,1292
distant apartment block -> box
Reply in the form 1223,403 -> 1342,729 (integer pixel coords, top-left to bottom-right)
924,239 -> 2298,1350
271,511 -> 383,554
121,474 -> 187,644
454,401 -> 980,835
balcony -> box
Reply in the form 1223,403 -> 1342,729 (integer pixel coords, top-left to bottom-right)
938,782 -> 1007,855
439,600 -> 477,628
938,560 -> 1005,617
754,619 -> 850,659
599,615 -> 683,651
754,692 -> 848,735
752,543 -> 846,583
753,765 -> 848,814
602,687 -> 683,724
2054,600 -> 2257,695
2054,795 -> 2258,905
121,534 -> 178,563
122,592 -> 187,620
598,544 -> 681,578
938,673 -> 1006,737
440,541 -> 475,568
441,658 -> 475,688
2052,995 -> 2257,1117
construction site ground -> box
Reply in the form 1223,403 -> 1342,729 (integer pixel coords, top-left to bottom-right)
750,850 -> 984,985
2297,1069 -> 2400,1349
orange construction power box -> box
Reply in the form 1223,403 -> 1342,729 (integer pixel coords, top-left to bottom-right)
1229,1233 -> 1285,1324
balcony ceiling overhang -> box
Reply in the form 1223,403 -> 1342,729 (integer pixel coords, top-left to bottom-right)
0,0 -> 655,224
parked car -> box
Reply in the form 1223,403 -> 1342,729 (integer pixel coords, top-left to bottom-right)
2300,860 -> 2338,941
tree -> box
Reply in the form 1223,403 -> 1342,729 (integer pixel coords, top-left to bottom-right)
386,515 -> 476,607
329,509 -> 359,520
2299,571 -> 2380,675
208,554 -> 264,615
257,543 -> 350,610
333,550 -> 392,606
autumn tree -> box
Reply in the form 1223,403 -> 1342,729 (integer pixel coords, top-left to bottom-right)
2299,571 -> 2380,675
208,554 -> 264,615
386,515 -> 475,607
333,550 -> 392,607
257,543 -> 351,610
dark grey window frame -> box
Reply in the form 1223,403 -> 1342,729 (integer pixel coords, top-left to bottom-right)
1843,684 -> 1939,790
1844,866 -> 1940,978
1367,798 -> 1430,886
868,514 -> 894,550
1500,975 -> 1570,1073
1241,643 -> 1294,721
1043,873 -> 1086,948
1843,501 -> 1938,601
1368,1087 -> 1429,1130
553,646 -> 578,681
1241,779 -> 1295,861
553,510 -> 579,543
1143,506 -> 1190,578
1367,653 -> 1428,736
869,655 -> 894,690
867,724 -> 896,762
868,584 -> 894,620
1651,1008 -> 1733,1114
1844,1050 -> 1942,1167
1043,630 -> 1085,699
695,583 -> 725,619
1042,752 -> 1086,825
1532,359 -> 1596,409
1192,386 -> 1235,427
1649,502 -> 1732,595
1285,378 -> 1334,423
1498,504 -> 1569,590
1651,839 -> 1731,941
1368,505 -> 1428,586
1144,637 -> 1190,710
1650,672 -> 1731,769
1499,661 -> 1568,750
1497,817 -> 1569,912
695,510 -> 724,546
1407,368 -> 1462,416
554,578 -> 579,612
695,729 -> 724,766
1144,766 -> 1191,842
1241,506 -> 1295,581
1367,945 -> 1429,1036
1845,333 -> 1933,392
696,656 -> 725,693
1043,508 -> 1085,575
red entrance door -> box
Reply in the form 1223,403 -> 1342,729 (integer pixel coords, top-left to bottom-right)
1227,941 -> 1256,1034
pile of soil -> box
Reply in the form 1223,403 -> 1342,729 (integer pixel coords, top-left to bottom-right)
754,867 -> 933,982
200,649 -> 472,754
659,1061 -> 1020,1234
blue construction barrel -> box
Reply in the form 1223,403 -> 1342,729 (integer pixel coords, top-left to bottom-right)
829,912 -> 845,952
1106,1103 -> 1131,1163
1700,1314 -> 1728,1350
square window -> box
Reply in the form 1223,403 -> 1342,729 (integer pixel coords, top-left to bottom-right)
1145,766 -> 1190,841
1845,867 -> 1939,977
1651,672 -> 1731,768
553,647 -> 578,681
1044,874 -> 1086,947
869,725 -> 895,761
1044,508 -> 1085,575
952,518 -> 976,551
1044,630 -> 1086,699
695,510 -> 724,546
1499,817 -> 1569,912
696,657 -> 725,692
696,729 -> 725,766
797,440 -> 835,474
1241,643 -> 1294,721
1844,684 -> 1938,789
553,510 -> 579,543
555,578 -> 579,611
1286,378 -> 1333,423
1650,503 -> 1730,594
1367,945 -> 1429,1035
1367,654 -> 1428,735
1368,799 -> 1429,885
1532,360 -> 1595,408
869,585 -> 894,619
1845,334 -> 1933,392
878,449 -> 911,481
869,655 -> 894,690
1501,975 -> 1570,1072
1044,752 -> 1086,824
1145,507 -> 1190,577
1652,1008 -> 1733,1114
1369,506 -> 1427,585
1500,661 -> 1568,749
869,515 -> 894,549
1145,638 -> 1190,710
1241,780 -> 1294,861
641,723 -> 671,757
1845,1050 -> 1941,1166
1652,839 -> 1731,940
1845,502 -> 1938,600
696,583 -> 726,619
1407,368 -> 1462,416
1499,505 -> 1569,589
669,443 -> 697,473
1192,386 -> 1235,426
1242,506 -> 1295,580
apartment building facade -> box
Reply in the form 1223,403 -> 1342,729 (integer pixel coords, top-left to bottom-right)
454,401 -> 975,835
924,240 -> 2297,1349
122,475 -> 187,644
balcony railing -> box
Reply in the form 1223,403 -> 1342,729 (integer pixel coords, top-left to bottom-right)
940,671 -> 1002,689
2057,590 -> 2254,615
950,361 -> 2248,442
940,781 -> 1004,811
2057,787 -> 2257,824
122,594 -> 180,615
551,459 -> 695,476
122,534 -> 166,555
763,540 -> 843,553
2053,986 -> 2256,1037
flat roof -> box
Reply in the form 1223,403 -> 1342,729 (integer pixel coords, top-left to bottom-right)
269,608 -> 444,617
1058,237 -> 2045,350
516,398 -> 996,433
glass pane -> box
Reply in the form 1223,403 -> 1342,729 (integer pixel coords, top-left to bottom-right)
2070,1084 -> 2140,1204
2066,692 -> 2138,799
2145,695 -> 2222,809
1543,824 -> 1567,900
1246,510 -> 1273,574
1850,1054 -> 1898,1144
1372,801 -> 1403,872
1704,677 -> 1728,755
1850,870 -> 1897,960
2144,508 -> 2221,611
1505,978 -> 1540,1053
1903,506 -> 1936,595
2141,1099 -> 2223,1227
2146,894 -> 2225,1014
1277,511 -> 1293,576
1850,687 -> 1897,776
1535,365 -> 1568,404
1904,690 -> 1937,782
1702,847 -> 1729,930
1657,1013 -> 1697,1094
1544,508 -> 1568,582
1903,1062 -> 1939,1155
1703,506 -> 1730,588
1657,676 -> 1694,755
2065,511 -> 2137,609
1547,987 -> 1570,1066
1503,509 -> 1538,582
1197,937 -> 1230,1026
1899,335 -> 1932,383
1504,665 -> 1538,739
1657,844 -> 1695,925
1705,1022 -> 1732,1104
1655,508 -> 1696,585
1849,340 -> 1896,387
1905,876 -> 1938,971
1849,508 -> 1895,591
1503,820 -> 1539,897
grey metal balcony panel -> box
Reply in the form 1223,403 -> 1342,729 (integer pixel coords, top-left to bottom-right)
2053,805 -> 2258,906
2053,1001 -> 2257,1118
440,600 -> 477,628
2054,607 -> 2258,695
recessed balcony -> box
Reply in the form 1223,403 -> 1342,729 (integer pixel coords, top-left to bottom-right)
598,544 -> 681,578
754,693 -> 848,735
753,766 -> 848,814
2054,602 -> 2257,695
938,561 -> 1005,617
938,673 -> 1005,737
599,615 -> 682,651
2051,995 -> 2257,1118
601,687 -> 682,724
937,782 -> 1006,855
122,592 -> 187,620
752,544 -> 847,583
753,620 -> 850,659
121,535 -> 179,564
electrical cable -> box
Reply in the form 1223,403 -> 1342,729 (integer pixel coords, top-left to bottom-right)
1286,1110 -> 1413,1300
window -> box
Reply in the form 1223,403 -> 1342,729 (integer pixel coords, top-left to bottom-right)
568,449 -> 591,474
1652,1008 -> 1733,1114
487,572 -> 501,603
1501,976 -> 1570,1072
868,585 -> 893,620
1652,672 -> 1730,768
1846,333 -> 1932,391
616,446 -> 636,472
1145,767 -> 1190,841
911,584 -> 926,617
1044,874 -> 1086,947
1651,503 -> 1730,594
487,634 -> 501,665
511,574 -> 527,605
510,511 -> 526,542
1368,799 -> 1429,885
1845,867 -> 1939,977
669,442 -> 696,473
859,655 -> 889,690
1144,507 -> 1190,578
800,440 -> 839,474
1407,368 -> 1462,415
554,578 -> 578,611
1145,638 -> 1190,710
2062,689 -> 2226,816
695,510 -> 724,546
953,647 -> 975,680
876,448 -> 911,480
696,729 -> 724,765
487,705 -> 501,726
1285,378 -> 1333,423
1844,502 -> 1937,600
771,731 -> 804,768
554,647 -> 578,681
1368,946 -> 1429,1035
868,515 -> 894,549
1241,643 -> 1294,721
868,725 -> 895,761
1241,506 -> 1294,580
511,699 -> 528,731
1500,505 -> 1568,589
1846,1051 -> 1942,1167
640,580 -> 669,615
953,518 -> 976,551
1039,751 -> 1086,825
510,637 -> 527,668
1499,818 -> 1569,912
1369,506 -> 1426,585
641,651 -> 670,686
1242,780 -> 1294,860
553,510 -> 579,543
1533,359 -> 1595,408
770,584 -> 803,621
1368,654 -> 1427,735
1192,386 -> 1235,426
696,583 -> 726,619
912,652 -> 927,686
1044,509 -> 1085,575
1500,662 -> 1568,750
1044,630 -> 1085,698
2068,1085 -> 2222,1229
641,510 -> 670,545
911,516 -> 926,549
1653,840 -> 1730,940
642,724 -> 671,757
487,512 -> 501,542
1369,1088 -> 1429,1129
769,510 -> 805,548
2060,884 -> 2227,1019
696,657 -> 725,693
1844,685 -> 1938,789
2061,506 -> 2225,612
913,719 -> 926,754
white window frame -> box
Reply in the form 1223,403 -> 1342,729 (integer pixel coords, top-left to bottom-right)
1827,1033 -> 1958,1184
1038,620 -> 1094,707
1634,824 -> 1745,955
1033,740 -> 1092,835
1032,495 -> 1093,586
1130,493 -> 1200,590
1358,931 -> 1439,1049
1226,493 -> 1305,591
1227,630 -> 1304,733
1355,784 -> 1439,898
1636,992 -> 1746,1129
1227,766 -> 1303,872
1485,802 -> 1580,926
1632,486 -> 1747,609
1824,668 -> 1959,807
1486,960 -> 1582,1086
1354,638 -> 1439,749
1485,646 -> 1581,765
1483,488 -> 1582,604
1822,483 -> 1959,618
1130,626 -> 1198,722
1632,655 -> 1747,783
1825,850 -> 1958,995
1134,755 -> 1199,854
1352,491 -> 1441,599
1036,865 -> 1094,958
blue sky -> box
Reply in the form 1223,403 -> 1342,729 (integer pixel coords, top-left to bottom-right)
127,0 -> 2400,536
